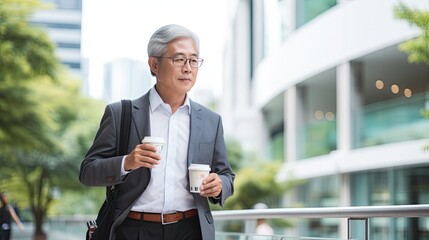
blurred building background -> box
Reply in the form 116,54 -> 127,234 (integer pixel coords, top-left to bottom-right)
103,58 -> 152,103
28,0 -> 83,78
220,0 -> 429,239
26,0 -> 429,238
29,0 -> 155,104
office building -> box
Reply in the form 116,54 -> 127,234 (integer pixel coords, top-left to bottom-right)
221,0 -> 429,238
103,58 -> 152,103
29,0 -> 83,78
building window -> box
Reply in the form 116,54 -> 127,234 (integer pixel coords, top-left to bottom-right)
296,0 -> 337,28
43,0 -> 82,10
351,167 -> 429,239
57,42 -> 81,49
296,175 -> 340,237
31,22 -> 81,30
63,62 -> 81,69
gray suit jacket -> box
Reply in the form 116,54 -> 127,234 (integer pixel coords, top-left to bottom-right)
79,91 -> 235,240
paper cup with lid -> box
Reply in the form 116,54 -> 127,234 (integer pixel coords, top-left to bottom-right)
188,164 -> 211,193
141,136 -> 166,155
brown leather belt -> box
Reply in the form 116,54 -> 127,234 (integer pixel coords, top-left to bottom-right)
127,209 -> 198,224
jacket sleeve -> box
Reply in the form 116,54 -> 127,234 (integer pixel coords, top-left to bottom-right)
79,102 -> 126,187
209,117 -> 235,206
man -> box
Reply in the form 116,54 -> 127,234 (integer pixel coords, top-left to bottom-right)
79,24 -> 235,240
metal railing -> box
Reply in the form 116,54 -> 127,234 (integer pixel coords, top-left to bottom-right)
212,204 -> 429,240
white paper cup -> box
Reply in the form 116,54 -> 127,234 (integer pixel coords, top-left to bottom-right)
188,164 -> 211,193
141,136 -> 165,155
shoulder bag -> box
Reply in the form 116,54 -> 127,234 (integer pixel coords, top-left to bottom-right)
86,99 -> 132,240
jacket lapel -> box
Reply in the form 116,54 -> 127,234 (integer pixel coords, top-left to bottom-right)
131,93 -> 203,168
188,100 -> 203,165
131,92 -> 152,190
132,92 -> 151,142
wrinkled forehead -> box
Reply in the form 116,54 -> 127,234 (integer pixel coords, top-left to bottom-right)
166,37 -> 199,56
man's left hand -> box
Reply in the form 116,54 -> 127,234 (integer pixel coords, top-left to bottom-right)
200,173 -> 222,198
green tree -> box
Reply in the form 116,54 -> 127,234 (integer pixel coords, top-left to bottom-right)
1,75 -> 104,240
225,138 -> 244,171
13,77 -> 102,239
0,0 -> 104,239
0,0 -> 58,152
394,3 -> 429,150
223,162 -> 302,210
394,3 -> 429,64
213,160 -> 301,232
219,139 -> 303,211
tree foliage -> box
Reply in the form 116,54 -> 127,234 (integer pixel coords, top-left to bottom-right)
0,0 -> 58,151
0,74 -> 104,239
0,0 -> 105,239
394,3 -> 429,151
221,137 -> 304,211
225,138 -> 244,171
222,162 -> 303,210
213,160 -> 301,232
394,3 -> 429,64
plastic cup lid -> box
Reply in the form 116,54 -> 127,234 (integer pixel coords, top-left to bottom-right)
142,136 -> 165,144
188,164 -> 211,171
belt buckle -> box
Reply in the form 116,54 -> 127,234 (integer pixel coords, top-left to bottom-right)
161,211 -> 178,225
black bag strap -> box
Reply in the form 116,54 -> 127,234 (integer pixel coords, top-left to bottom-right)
119,99 -> 132,155
106,99 -> 132,197
88,100 -> 133,240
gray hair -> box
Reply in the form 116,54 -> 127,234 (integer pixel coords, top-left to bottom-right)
147,24 -> 200,58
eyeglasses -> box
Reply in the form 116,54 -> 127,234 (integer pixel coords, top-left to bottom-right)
154,56 -> 204,68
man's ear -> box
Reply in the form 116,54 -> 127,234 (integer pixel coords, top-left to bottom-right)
148,57 -> 158,74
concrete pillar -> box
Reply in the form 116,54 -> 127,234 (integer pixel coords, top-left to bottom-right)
286,86 -> 297,162
336,61 -> 363,238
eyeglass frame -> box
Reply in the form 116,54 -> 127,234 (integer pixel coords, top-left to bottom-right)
152,56 -> 204,68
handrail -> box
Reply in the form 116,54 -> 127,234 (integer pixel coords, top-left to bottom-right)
212,204 -> 429,220
212,204 -> 429,240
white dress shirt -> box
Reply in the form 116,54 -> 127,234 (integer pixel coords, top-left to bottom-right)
129,88 -> 196,213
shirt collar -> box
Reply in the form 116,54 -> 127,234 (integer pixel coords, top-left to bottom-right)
149,87 -> 191,114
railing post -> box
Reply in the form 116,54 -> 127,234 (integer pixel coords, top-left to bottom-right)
347,218 -> 369,240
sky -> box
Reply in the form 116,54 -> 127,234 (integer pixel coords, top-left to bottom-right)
81,0 -> 231,99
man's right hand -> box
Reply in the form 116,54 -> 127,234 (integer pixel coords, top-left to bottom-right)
124,143 -> 161,171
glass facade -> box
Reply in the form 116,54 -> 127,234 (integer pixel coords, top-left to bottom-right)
226,0 -> 429,238
292,167 -> 429,239
263,93 -> 285,161
33,0 -> 82,76
300,118 -> 337,158
280,66 -> 429,159
361,92 -> 429,147
296,176 -> 340,238
297,176 -> 340,207
31,22 -> 81,29
297,70 -> 337,159
350,167 -> 429,239
44,0 -> 82,10
296,0 -> 337,28
270,131 -> 284,161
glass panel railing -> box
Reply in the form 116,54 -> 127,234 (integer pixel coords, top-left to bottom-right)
212,205 -> 429,240
216,232 -> 351,240
215,218 -> 348,240
360,92 -> 429,147
12,205 -> 429,239
13,222 -> 352,240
